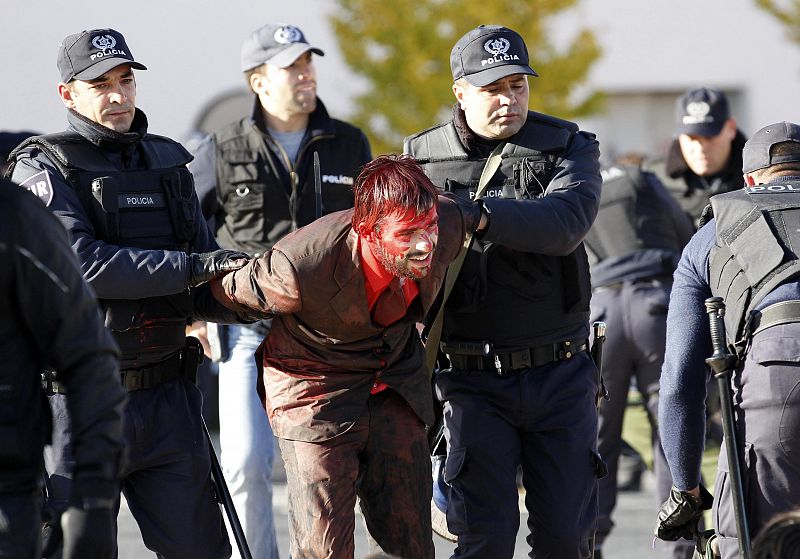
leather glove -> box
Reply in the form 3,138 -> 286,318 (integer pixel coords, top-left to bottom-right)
188,249 -> 250,287
441,192 -> 483,234
654,485 -> 713,542
61,505 -> 115,559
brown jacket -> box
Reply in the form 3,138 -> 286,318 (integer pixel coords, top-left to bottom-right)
213,195 -> 476,442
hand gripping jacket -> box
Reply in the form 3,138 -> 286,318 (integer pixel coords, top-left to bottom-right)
10,132 -> 197,361
405,112 -> 592,341
708,181 -> 800,355
584,165 -> 686,280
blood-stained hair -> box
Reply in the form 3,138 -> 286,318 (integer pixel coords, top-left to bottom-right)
352,154 -> 439,234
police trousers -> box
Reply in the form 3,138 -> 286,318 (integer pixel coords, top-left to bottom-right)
436,351 -> 601,558
591,278 -> 696,559
713,323 -> 800,559
0,489 -> 41,558
44,377 -> 231,559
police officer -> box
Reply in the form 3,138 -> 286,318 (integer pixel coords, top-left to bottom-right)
0,177 -> 126,559
585,162 -> 694,559
7,28 -> 250,558
647,87 -> 747,226
405,24 -> 603,558
188,22 -> 371,558
656,122 -> 800,559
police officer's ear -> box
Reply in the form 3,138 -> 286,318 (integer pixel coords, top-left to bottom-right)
721,118 -> 737,142
58,82 -> 78,110
249,69 -> 270,96
452,78 -> 473,110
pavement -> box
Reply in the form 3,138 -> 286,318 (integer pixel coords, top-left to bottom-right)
117,435 -> 667,558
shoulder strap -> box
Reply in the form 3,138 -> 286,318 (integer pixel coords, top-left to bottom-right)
425,142 -> 505,374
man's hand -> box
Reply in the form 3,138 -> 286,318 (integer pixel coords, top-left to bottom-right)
188,249 -> 250,287
186,321 -> 211,358
61,505 -> 115,559
655,485 -> 713,542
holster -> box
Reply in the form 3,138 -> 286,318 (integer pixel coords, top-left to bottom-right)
182,336 -> 204,385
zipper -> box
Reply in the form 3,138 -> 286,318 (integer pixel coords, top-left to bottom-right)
265,132 -> 334,231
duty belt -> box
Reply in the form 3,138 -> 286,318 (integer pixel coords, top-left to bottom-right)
443,338 -> 589,377
43,352 -> 184,394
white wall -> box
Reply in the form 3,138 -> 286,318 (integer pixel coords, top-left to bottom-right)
3,0 -> 800,154
560,0 -> 800,158
1,0 -> 360,140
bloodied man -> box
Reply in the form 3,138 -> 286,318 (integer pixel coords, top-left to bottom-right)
210,154 -> 487,559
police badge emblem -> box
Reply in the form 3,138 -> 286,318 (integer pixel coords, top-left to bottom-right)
19,171 -> 54,207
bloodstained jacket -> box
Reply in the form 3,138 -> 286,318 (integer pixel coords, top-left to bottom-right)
212,196 -> 477,442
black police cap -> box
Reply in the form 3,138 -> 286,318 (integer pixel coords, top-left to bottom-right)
58,28 -> 146,83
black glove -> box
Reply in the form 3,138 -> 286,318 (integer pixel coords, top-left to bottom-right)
655,485 -> 713,542
61,505 -> 115,559
188,249 -> 250,287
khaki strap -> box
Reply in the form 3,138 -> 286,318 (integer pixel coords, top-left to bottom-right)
425,143 -> 505,374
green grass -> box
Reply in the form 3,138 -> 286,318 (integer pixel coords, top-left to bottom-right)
621,391 -> 720,525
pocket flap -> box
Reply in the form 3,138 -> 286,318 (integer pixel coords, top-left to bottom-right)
444,447 -> 466,484
750,334 -> 800,365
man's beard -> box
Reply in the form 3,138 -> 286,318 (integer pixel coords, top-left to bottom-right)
375,242 -> 430,280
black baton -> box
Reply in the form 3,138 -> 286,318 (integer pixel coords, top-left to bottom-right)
704,297 -> 751,559
202,417 -> 253,559
591,321 -> 609,406
185,337 -> 253,559
314,151 -> 322,220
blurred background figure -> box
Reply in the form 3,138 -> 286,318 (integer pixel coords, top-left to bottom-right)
646,87 -> 747,226
585,157 -> 694,559
0,177 -> 126,559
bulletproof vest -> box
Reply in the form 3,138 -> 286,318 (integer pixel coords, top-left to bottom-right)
407,113 -> 592,343
584,165 -> 684,270
708,182 -> 800,353
16,132 -> 196,361
213,119 -> 350,255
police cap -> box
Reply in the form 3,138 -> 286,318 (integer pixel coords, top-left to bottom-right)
58,28 -> 147,83
743,121 -> 800,174
450,25 -> 538,87
675,87 -> 730,137
240,23 -> 325,72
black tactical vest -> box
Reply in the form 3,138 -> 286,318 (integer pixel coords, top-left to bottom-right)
709,182 -> 800,352
212,120 -> 352,255
584,165 -> 684,271
13,132 -> 197,363
406,113 -> 592,345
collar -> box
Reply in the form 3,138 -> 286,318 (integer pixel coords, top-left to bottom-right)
250,95 -> 335,140
358,235 -> 394,308
357,235 -> 419,310
766,175 -> 800,184
66,107 -> 147,154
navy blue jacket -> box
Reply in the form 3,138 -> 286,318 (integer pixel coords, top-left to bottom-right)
10,110 -> 220,302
